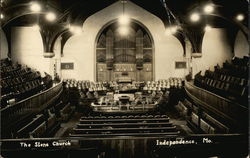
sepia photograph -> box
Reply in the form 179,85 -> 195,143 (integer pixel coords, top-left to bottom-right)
0,0 -> 249,157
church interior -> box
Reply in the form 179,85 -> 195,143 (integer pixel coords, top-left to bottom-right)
0,0 -> 249,157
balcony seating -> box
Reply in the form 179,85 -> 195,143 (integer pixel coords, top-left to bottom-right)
1,58 -> 53,108
194,56 -> 249,106
177,99 -> 230,134
200,119 -> 215,134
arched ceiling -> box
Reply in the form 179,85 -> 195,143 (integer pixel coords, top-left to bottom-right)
1,0 -> 248,28
0,0 -> 248,53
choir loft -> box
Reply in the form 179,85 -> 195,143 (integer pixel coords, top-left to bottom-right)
0,0 -> 249,158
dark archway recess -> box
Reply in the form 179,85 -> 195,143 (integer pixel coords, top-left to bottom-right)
184,26 -> 205,54
96,21 -> 154,82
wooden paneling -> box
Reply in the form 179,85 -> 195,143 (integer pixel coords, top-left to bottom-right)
1,82 -> 63,137
185,81 -> 248,130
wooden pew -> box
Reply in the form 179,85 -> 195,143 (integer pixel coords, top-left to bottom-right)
16,114 -> 44,138
70,131 -> 180,137
45,114 -> 60,136
29,121 -> 46,138
79,117 -> 170,124
76,122 -> 173,128
47,114 -> 57,129
73,126 -> 177,134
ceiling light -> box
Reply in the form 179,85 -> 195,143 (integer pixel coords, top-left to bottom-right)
32,25 -> 40,31
45,12 -> 56,22
118,15 -> 130,25
0,13 -> 4,19
170,26 -> 178,34
30,2 -> 41,12
204,4 -> 214,13
204,25 -> 212,31
118,26 -> 129,36
236,14 -> 244,21
69,25 -> 83,35
165,29 -> 172,36
165,26 -> 178,36
190,12 -> 200,22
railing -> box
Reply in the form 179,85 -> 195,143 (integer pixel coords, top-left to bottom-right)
0,133 -> 248,158
1,81 -> 63,131
184,81 -> 248,128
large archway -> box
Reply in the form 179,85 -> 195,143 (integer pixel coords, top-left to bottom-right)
95,20 -> 154,82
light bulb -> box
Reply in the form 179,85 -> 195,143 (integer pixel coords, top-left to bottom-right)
118,26 -> 129,36
236,14 -> 244,21
204,4 -> 214,13
0,13 -> 4,19
32,25 -> 40,31
170,26 -> 178,34
69,25 -> 83,35
45,12 -> 56,22
190,12 -> 200,22
165,26 -> 178,35
204,25 -> 212,31
119,15 -> 130,25
30,2 -> 41,12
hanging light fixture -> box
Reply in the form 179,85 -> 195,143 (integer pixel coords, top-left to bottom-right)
203,4 -> 214,14
69,25 -> 83,35
30,2 -> 41,12
164,6 -> 179,36
204,25 -> 212,31
165,25 -> 178,35
45,12 -> 56,22
32,24 -> 40,31
118,0 -> 130,25
0,13 -> 4,19
161,0 -> 182,36
165,28 -> 172,36
236,14 -> 245,21
119,14 -> 130,25
118,0 -> 130,36
190,12 -> 200,22
118,26 -> 129,36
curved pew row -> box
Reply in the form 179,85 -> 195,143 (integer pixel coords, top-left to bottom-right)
1,58 -> 54,108
70,114 -> 180,137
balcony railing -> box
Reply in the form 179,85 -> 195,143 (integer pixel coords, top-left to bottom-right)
1,81 -> 63,132
184,81 -> 248,129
